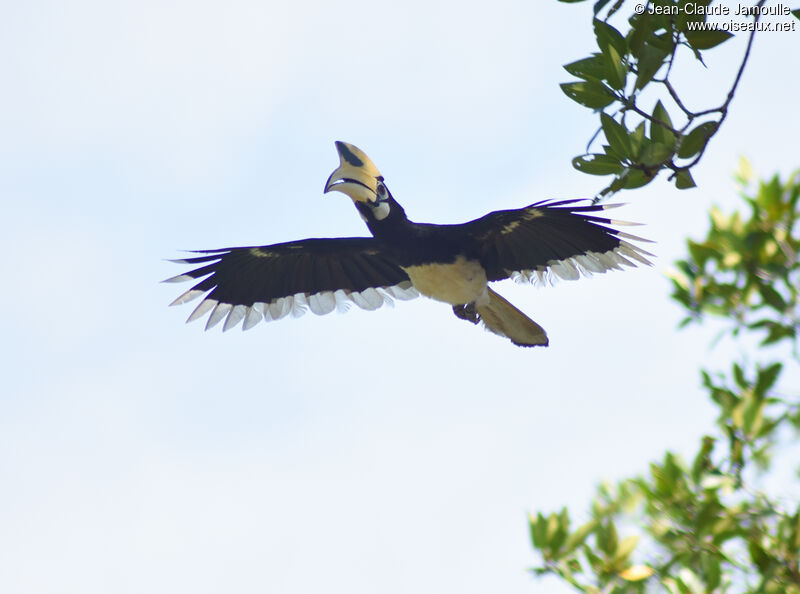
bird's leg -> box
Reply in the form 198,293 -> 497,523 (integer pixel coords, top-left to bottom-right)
452,302 -> 479,325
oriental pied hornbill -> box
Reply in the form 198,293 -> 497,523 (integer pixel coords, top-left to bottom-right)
165,141 -> 653,347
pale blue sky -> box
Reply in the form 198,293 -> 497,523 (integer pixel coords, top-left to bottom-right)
1,2 -> 798,593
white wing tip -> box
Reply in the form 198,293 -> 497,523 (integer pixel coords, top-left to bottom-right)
169,289 -> 205,307
512,241 -> 654,287
162,273 -> 195,284
172,283 -> 419,331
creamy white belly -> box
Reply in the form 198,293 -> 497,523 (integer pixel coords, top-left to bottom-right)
401,256 -> 488,305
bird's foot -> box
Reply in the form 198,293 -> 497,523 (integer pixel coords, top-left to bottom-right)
452,303 -> 479,325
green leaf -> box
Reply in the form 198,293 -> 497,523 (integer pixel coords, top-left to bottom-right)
639,141 -> 673,167
601,113 -> 631,157
583,545 -> 603,573
594,19 -> 627,59
757,174 -> 784,216
754,362 -> 782,397
685,29 -> 734,50
604,44 -> 627,91
742,395 -> 765,437
793,9 -> 800,21
564,520 -> 597,553
634,43 -> 669,90
732,362 -> 747,389
675,169 -> 696,189
625,169 -> 654,189
734,155 -> 755,186
611,534 -> 640,567
546,512 -> 560,541
629,122 -> 645,157
792,507 -> 800,549
593,0 -> 613,13
687,41 -> 707,67
748,538 -> 771,572
647,31 -> 675,53
759,283 -> 787,311
761,324 -> 796,346
530,512 -> 548,548
627,13 -> 654,56
560,81 -> 617,109
678,122 -> 717,159
602,143 -> 623,160
691,436 -> 715,483
596,518 -> 618,555
563,54 -> 609,81
610,167 -> 653,191
548,509 -> 570,555
664,452 -> 684,483
651,100 -> 675,147
700,554 -> 722,591
572,154 -> 624,175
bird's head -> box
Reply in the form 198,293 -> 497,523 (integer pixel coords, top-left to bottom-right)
324,141 -> 394,221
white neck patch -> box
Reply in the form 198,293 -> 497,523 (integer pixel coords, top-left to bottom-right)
371,201 -> 390,221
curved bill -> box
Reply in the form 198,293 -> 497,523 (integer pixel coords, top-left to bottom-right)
324,141 -> 383,203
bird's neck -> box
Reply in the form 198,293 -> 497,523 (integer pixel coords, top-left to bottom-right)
357,199 -> 414,241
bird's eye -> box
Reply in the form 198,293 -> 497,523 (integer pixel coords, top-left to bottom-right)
377,183 -> 387,198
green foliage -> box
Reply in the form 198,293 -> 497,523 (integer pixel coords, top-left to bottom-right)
557,1 -> 768,200
529,167 -> 800,592
669,161 -> 800,347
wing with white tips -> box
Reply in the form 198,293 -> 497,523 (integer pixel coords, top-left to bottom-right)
164,237 -> 418,331
463,199 -> 654,284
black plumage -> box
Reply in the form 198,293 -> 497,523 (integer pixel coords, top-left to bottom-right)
169,239 -> 409,304
165,142 -> 652,346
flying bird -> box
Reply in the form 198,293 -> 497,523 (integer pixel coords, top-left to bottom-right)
165,141 -> 652,347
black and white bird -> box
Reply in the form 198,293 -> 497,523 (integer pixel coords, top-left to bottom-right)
165,141 -> 652,347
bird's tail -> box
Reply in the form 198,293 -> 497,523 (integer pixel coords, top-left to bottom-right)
475,287 -> 549,347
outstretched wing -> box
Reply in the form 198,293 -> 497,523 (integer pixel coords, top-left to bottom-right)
463,199 -> 653,283
164,237 -> 418,331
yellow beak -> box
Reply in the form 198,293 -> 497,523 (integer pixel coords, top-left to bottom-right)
324,141 -> 383,203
